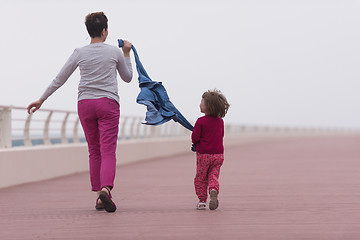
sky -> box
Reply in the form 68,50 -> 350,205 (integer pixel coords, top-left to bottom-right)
1,0 -> 360,129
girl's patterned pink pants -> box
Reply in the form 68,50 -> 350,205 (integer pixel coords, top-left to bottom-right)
194,153 -> 224,202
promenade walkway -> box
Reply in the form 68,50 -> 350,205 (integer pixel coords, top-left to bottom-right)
1,135 -> 360,239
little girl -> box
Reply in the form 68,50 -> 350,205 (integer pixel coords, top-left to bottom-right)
192,89 -> 230,210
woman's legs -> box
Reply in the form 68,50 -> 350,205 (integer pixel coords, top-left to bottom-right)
78,100 -> 101,191
97,98 -> 120,190
78,98 -> 120,192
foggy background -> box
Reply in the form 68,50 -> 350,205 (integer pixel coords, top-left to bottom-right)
1,0 -> 360,128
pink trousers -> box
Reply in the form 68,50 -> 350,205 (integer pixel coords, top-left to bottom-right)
78,98 -> 120,192
194,153 -> 224,202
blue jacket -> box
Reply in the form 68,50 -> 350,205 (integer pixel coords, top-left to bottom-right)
118,39 -> 193,131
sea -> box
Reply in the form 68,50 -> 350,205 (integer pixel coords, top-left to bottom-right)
12,137 -> 87,147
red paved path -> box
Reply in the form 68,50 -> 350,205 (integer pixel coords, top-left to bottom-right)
1,135 -> 360,239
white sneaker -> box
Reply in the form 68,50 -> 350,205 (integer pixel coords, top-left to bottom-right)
197,202 -> 206,210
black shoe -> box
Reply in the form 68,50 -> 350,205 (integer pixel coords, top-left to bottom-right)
95,197 -> 105,211
99,189 -> 117,213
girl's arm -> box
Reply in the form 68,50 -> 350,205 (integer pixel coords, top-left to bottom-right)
222,118 -> 225,137
191,120 -> 201,144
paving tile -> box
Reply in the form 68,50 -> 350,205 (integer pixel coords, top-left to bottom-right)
1,135 -> 360,239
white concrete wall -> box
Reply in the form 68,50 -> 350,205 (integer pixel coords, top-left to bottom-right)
0,132 -> 348,189
0,136 -> 195,189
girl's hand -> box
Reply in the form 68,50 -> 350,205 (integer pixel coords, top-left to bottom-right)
27,99 -> 44,114
122,40 -> 132,57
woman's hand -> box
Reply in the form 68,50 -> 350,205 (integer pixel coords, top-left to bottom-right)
122,40 -> 132,57
27,99 -> 44,114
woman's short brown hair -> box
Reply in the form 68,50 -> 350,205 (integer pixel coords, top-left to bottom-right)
202,89 -> 230,118
85,12 -> 108,38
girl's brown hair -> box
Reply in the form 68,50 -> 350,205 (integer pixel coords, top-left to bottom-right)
202,89 -> 230,118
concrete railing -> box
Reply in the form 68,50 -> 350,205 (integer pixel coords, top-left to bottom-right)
1,105 -> 359,149
0,105 -> 193,148
1,105 -> 360,189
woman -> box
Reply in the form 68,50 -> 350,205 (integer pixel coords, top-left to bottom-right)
27,12 -> 133,213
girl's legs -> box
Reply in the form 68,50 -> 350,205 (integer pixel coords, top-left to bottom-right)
78,98 -> 120,192
207,154 -> 224,193
194,153 -> 211,202
207,154 -> 224,210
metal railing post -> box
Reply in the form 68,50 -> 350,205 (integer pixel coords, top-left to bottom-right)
61,112 -> 70,143
120,117 -> 128,140
43,111 -> 53,145
0,107 -> 12,148
129,117 -> 137,139
24,112 -> 33,146
135,117 -> 141,139
73,117 -> 80,143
